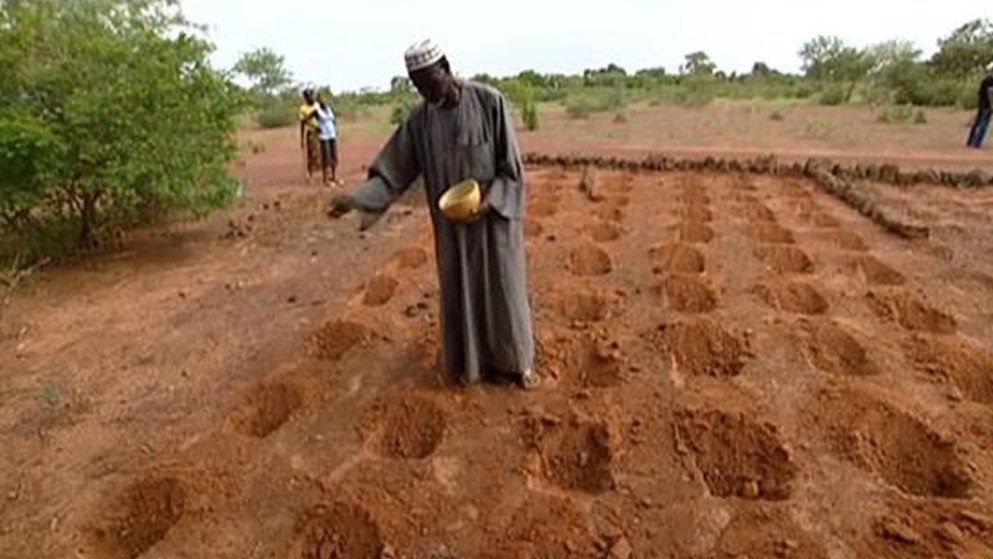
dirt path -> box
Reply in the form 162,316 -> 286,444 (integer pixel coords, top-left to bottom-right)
2,129 -> 993,559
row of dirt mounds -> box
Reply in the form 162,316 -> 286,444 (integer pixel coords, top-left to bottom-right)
36,162 -> 993,559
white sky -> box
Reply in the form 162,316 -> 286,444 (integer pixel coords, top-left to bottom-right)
182,0 -> 989,92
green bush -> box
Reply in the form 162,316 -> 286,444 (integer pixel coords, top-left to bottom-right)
0,0 -> 243,259
563,88 -> 626,119
390,96 -> 418,126
877,105 -> 915,124
522,99 -> 539,131
256,103 -> 296,129
818,84 -> 849,105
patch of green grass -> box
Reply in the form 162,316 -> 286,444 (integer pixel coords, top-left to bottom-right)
40,382 -> 65,410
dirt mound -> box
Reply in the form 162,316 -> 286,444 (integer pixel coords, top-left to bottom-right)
557,291 -> 609,323
678,204 -> 714,222
569,244 -> 613,276
819,391 -> 972,498
867,291 -> 956,334
82,477 -> 186,559
754,282 -> 829,315
364,395 -> 446,459
906,336 -> 993,404
487,495 -> 598,559
593,205 -> 625,222
538,334 -> 624,388
291,503 -> 384,559
362,274 -> 399,307
826,230 -> 869,252
740,203 -> 777,222
525,220 -> 544,238
660,275 -> 718,313
748,223 -> 796,244
658,320 -> 749,377
813,212 -> 841,228
652,244 -> 706,274
531,200 -> 558,217
864,501 -> 993,559
676,410 -> 797,500
392,247 -> 428,270
533,419 -> 615,493
755,246 -> 814,275
229,381 -> 302,437
805,322 -> 878,376
674,221 -> 715,244
610,195 -> 631,207
579,341 -> 624,388
309,319 -> 373,361
856,256 -> 906,286
715,508 -> 829,559
589,221 -> 622,242
679,192 -> 711,205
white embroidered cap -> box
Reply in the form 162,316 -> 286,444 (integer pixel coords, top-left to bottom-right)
405,39 -> 445,73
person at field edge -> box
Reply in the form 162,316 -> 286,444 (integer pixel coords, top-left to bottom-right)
299,88 -> 322,182
327,39 -> 538,390
314,93 -> 341,186
966,62 -> 993,148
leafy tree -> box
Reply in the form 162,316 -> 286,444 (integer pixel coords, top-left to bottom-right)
751,62 -> 773,77
390,76 -> 413,97
931,19 -> 993,77
799,36 -> 874,101
233,47 -> 292,97
0,0 -> 242,253
681,51 -> 717,76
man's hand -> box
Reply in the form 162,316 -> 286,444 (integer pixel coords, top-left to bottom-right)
328,192 -> 355,219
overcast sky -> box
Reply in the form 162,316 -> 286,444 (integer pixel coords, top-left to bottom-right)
182,0 -> 988,92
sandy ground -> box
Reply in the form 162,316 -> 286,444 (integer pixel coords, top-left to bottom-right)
2,107 -> 993,559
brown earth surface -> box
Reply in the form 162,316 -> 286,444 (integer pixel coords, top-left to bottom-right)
3,119 -> 993,559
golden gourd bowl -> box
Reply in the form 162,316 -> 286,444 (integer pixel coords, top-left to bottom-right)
438,179 -> 481,222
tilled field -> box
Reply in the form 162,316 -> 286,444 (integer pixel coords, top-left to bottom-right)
4,161 -> 993,559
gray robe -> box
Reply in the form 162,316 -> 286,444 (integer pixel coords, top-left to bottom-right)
350,81 -> 534,382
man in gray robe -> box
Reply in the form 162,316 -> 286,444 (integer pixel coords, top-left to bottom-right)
328,39 -> 537,389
